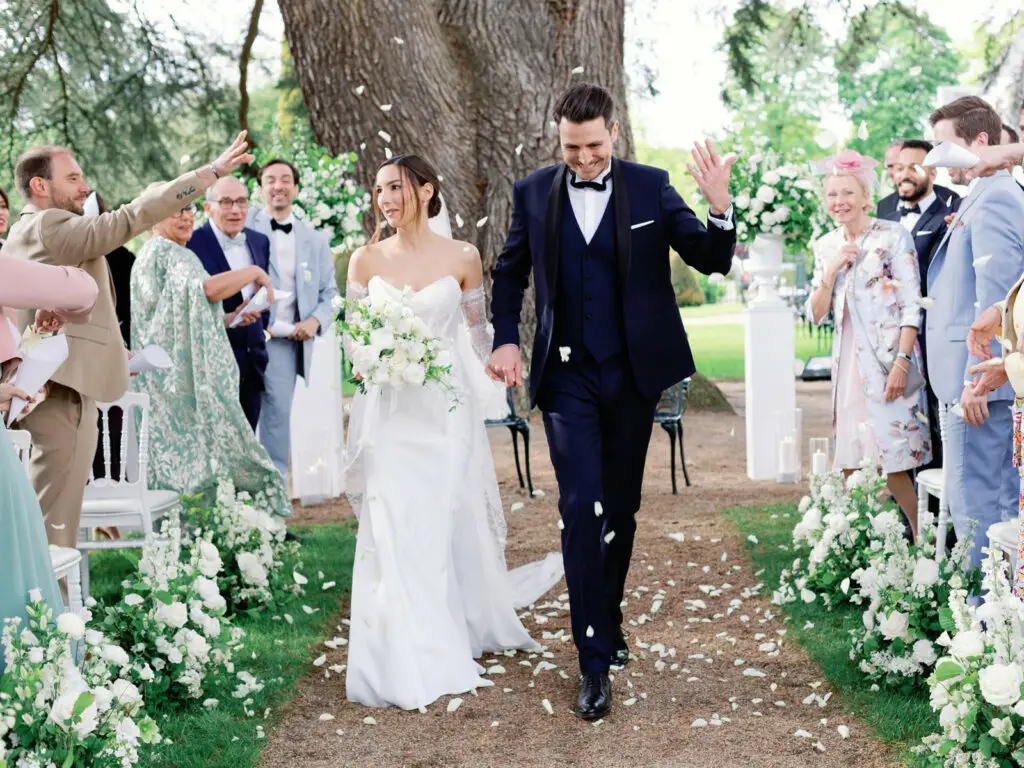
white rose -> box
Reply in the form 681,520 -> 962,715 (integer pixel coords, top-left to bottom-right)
749,198 -> 765,214
237,552 -> 269,587
100,644 -> 130,668
771,224 -> 785,235
762,170 -> 780,185
196,576 -> 226,612
912,640 -> 937,666
28,647 -> 44,664
950,630 -> 985,659
756,186 -> 776,204
123,593 -> 144,607
825,511 -> 849,534
939,703 -> 959,730
372,365 -> 393,386
930,679 -> 951,710
773,205 -> 791,222
862,608 -> 875,631
56,613 -> 86,640
110,679 -> 143,714
979,663 -> 1023,707
351,344 -> 377,374
155,600 -> 188,629
198,541 -> 222,577
878,610 -> 910,642
369,327 -> 396,351
404,340 -> 427,362
402,362 -> 426,387
734,193 -> 750,209
912,558 -> 940,588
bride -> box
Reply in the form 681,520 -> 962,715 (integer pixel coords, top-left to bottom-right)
343,154 -> 563,710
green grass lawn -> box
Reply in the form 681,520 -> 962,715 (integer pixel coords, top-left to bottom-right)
678,302 -> 746,319
687,321 -> 833,380
88,521 -> 356,768
724,504 -> 934,762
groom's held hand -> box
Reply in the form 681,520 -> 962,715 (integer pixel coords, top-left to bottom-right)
487,345 -> 523,387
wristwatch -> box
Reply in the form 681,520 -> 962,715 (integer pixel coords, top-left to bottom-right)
897,352 -> 912,363
207,164 -> 221,179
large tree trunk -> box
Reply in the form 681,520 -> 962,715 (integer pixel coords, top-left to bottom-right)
278,0 -> 633,370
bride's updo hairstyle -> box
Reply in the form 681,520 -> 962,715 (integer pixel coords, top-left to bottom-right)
371,154 -> 443,243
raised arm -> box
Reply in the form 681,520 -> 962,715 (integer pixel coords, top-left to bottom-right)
203,265 -> 273,303
39,132 -> 254,265
0,256 -> 98,323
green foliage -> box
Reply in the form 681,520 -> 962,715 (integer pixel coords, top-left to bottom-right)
635,142 -> 706,219
0,0 -> 237,204
671,260 -> 705,307
686,319 -> 832,380
836,5 -> 963,160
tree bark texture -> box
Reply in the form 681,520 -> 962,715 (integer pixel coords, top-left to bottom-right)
278,0 -> 633,370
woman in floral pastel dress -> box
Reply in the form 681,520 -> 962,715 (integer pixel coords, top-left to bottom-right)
807,150 -> 931,539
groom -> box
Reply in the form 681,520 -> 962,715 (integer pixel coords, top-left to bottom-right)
488,83 -> 735,720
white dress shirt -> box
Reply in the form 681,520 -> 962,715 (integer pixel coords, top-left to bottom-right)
211,221 -> 255,300
896,190 -> 935,233
270,214 -> 298,323
565,159 -> 734,244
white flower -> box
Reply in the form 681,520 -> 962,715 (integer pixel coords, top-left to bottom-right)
773,205 -> 791,223
734,193 -> 750,209
949,630 -> 985,659
55,612 -> 86,640
369,327 -> 396,351
100,644 -> 130,668
756,186 -> 776,204
912,640 -> 937,666
402,362 -> 426,386
237,552 -> 269,587
749,198 -> 765,214
155,600 -> 189,629
28,647 -> 44,664
28,588 -> 42,603
878,610 -> 910,642
939,703 -> 959,730
762,170 -> 780,185
124,593 -> 144,607
198,541 -> 222,577
979,663 -> 1023,707
195,576 -> 226,612
912,558 -> 940,588
110,679 -> 144,714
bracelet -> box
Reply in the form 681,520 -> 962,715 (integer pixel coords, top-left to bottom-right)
893,359 -> 910,372
897,352 -> 912,363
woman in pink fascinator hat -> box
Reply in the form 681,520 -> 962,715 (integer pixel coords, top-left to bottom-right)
804,147 -> 932,541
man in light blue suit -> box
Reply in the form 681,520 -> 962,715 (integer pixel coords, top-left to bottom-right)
926,96 -> 1024,570
248,159 -> 340,479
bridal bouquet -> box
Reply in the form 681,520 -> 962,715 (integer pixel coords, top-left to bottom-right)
1,596 -> 161,767
337,291 -> 457,406
916,552 -> 1024,766
774,461 -> 897,610
849,513 -> 980,689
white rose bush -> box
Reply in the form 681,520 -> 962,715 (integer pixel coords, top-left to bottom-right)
916,552 -> 1024,766
1,596 -> 161,767
773,462 -> 894,610
848,511 -> 980,690
338,289 -> 459,408
89,515 -> 254,706
179,480 -> 303,611
726,137 -> 828,255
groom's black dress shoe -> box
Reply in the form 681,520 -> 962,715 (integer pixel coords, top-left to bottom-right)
284,530 -> 304,543
610,628 -> 630,667
574,672 -> 611,720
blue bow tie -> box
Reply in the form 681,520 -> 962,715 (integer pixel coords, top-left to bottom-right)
217,230 -> 247,248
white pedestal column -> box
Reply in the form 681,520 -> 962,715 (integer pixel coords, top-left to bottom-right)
744,236 -> 797,480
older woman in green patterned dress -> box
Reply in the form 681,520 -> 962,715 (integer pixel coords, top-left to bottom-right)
129,198 -> 291,518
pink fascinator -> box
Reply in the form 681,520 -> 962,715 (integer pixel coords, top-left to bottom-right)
811,149 -> 880,194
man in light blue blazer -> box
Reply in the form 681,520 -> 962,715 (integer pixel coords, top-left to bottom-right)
926,96 -> 1024,570
248,159 -> 340,479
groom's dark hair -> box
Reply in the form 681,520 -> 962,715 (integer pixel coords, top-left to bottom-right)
554,83 -> 614,128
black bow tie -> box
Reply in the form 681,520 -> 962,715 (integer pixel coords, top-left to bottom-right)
569,171 -> 611,192
270,219 -> 293,234
899,204 -> 921,217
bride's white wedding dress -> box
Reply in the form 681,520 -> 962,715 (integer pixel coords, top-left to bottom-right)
344,274 -> 563,710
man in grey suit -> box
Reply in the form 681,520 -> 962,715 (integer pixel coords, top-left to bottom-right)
248,159 -> 339,480
926,96 -> 1024,570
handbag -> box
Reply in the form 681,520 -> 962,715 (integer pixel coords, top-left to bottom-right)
844,239 -> 926,399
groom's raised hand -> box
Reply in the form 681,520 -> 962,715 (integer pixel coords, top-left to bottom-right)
687,140 -> 736,215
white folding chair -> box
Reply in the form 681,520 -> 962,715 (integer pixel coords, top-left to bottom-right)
916,403 -> 951,562
7,428 -> 32,477
79,393 -> 181,596
49,546 -> 84,613
987,520 -> 1018,574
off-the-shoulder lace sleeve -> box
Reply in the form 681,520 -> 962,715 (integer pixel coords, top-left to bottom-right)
461,286 -> 493,364
342,282 -> 368,359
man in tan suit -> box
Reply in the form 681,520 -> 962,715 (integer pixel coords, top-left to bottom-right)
4,132 -> 254,548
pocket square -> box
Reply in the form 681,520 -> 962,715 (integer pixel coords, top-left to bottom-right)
915,230 -> 933,236
630,220 -> 654,231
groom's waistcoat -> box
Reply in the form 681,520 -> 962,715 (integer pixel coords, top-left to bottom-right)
552,192 -> 625,363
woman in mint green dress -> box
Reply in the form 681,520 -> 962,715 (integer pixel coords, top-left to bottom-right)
1,257 -> 99,674
128,202 -> 291,517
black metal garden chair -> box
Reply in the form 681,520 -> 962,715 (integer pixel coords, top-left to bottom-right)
485,387 -> 533,496
654,378 -> 692,494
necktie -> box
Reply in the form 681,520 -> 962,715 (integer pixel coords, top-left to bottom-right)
271,220 -> 293,234
899,204 -> 921,217
569,171 -> 611,192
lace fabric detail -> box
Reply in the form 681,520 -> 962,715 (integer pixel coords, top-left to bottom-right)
461,286 -> 493,365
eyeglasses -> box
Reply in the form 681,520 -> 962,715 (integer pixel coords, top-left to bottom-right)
209,197 -> 249,210
170,205 -> 197,218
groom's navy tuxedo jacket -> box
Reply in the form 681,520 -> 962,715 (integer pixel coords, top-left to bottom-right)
491,159 -> 736,406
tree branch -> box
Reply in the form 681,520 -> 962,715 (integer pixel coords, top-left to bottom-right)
239,0 -> 265,138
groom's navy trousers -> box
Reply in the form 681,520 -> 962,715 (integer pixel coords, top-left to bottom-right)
491,159 -> 735,673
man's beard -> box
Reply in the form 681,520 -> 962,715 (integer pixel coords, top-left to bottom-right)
897,180 -> 929,202
52,190 -> 84,215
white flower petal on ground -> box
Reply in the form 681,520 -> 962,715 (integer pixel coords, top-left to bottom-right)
362,716 -> 377,725
838,725 -> 851,739
795,729 -> 813,738
447,698 -> 463,713
319,713 -> 335,721
487,665 -> 506,675
293,571 -> 308,585
322,581 -> 337,591
692,719 -> 708,728
510,502 -> 525,512
743,669 -> 767,677
747,535 -> 758,544
313,654 -> 327,667
542,699 -> 554,715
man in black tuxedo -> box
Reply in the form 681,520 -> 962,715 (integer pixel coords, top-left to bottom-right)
877,138 -> 959,218
880,138 -> 953,508
488,83 -> 735,720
